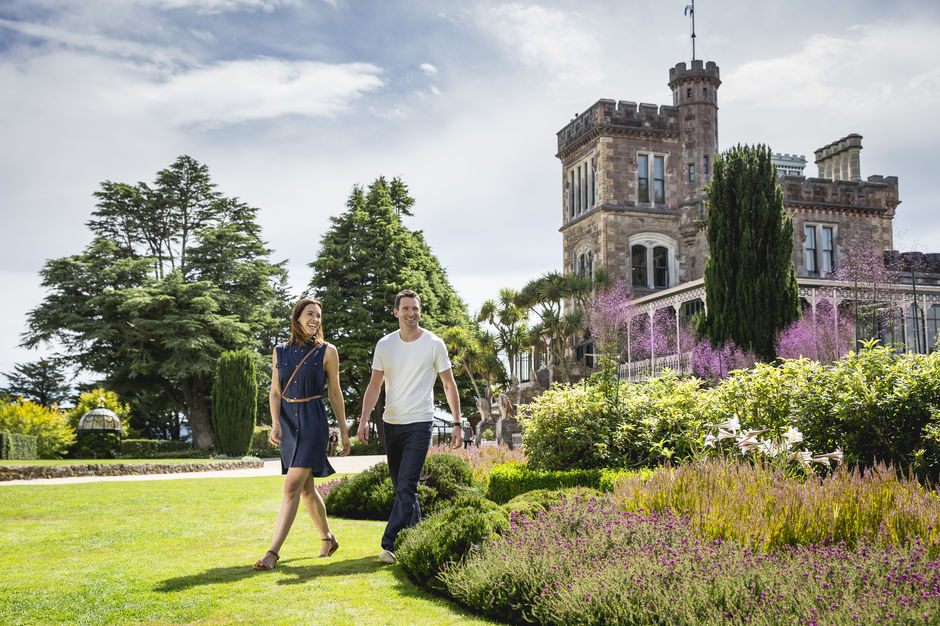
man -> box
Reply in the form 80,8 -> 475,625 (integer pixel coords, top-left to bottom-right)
357,289 -> 462,564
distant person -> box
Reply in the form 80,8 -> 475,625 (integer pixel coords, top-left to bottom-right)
253,298 -> 350,571
329,429 -> 338,456
357,289 -> 462,564
462,421 -> 473,449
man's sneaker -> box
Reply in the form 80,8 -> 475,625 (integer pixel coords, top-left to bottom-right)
379,549 -> 397,564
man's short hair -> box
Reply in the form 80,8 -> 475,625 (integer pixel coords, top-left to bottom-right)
395,289 -> 420,309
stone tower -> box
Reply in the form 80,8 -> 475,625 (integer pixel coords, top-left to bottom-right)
557,59 -> 721,292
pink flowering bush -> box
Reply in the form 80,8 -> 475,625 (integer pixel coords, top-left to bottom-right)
442,492 -> 940,625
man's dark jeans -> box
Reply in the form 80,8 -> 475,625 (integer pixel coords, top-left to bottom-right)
381,420 -> 432,551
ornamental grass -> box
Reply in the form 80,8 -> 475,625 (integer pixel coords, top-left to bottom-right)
442,493 -> 940,625
614,459 -> 940,555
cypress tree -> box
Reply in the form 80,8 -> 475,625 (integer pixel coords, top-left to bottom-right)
211,349 -> 258,456
699,144 -> 800,361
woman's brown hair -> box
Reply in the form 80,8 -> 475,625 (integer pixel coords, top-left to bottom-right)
288,298 -> 324,347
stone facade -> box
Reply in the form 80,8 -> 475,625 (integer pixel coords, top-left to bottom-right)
557,60 -> 901,295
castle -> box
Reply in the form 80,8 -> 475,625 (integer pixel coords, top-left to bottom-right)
553,58 -> 938,375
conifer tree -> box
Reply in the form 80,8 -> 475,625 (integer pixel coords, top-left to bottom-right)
309,177 -> 472,436
211,349 -> 258,456
699,144 -> 800,361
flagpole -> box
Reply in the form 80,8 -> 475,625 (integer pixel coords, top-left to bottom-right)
691,0 -> 696,61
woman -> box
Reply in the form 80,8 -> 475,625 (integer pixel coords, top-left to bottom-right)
253,297 -> 351,571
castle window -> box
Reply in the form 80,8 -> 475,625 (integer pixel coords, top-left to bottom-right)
703,156 -> 709,178
687,87 -> 692,99
703,87 -> 708,98
590,157 -> 596,207
631,245 -> 648,287
637,154 -> 649,202
653,246 -> 669,288
804,223 -> 837,277
630,233 -> 677,290
637,153 -> 666,204
568,171 -> 575,219
578,251 -> 594,277
566,156 -> 596,219
688,163 -> 695,184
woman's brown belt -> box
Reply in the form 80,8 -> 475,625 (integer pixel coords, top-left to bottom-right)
283,394 -> 322,404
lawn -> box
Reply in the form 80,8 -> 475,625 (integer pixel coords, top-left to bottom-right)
0,458 -> 244,466
0,475 -> 496,625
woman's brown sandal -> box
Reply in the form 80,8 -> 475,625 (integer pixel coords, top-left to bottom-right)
253,550 -> 279,571
319,534 -> 339,558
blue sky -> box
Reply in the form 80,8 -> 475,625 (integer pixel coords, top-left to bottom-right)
2,0 -> 940,380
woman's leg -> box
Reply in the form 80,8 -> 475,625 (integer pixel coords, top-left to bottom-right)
257,467 -> 311,567
301,473 -> 337,556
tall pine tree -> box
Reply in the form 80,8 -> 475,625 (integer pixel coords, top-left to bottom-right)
699,144 -> 800,361
309,177 -> 472,435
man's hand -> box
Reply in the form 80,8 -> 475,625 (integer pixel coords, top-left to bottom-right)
357,420 -> 370,443
451,424 -> 463,449
339,434 -> 351,456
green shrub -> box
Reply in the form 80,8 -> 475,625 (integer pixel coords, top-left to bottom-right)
120,439 -> 192,458
519,372 -> 709,471
211,349 -> 258,457
487,463 -> 638,504
396,492 -> 508,594
0,398 -> 74,458
347,437 -> 385,456
325,455 -> 476,520
480,428 -> 494,441
0,432 -> 38,460
248,425 -> 280,457
503,487 -> 602,519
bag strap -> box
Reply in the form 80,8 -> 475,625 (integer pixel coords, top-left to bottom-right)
281,343 -> 322,394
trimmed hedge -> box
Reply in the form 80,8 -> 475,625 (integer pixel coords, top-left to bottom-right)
248,425 -> 280,458
211,349 -> 258,457
74,432 -> 121,459
1,432 -> 38,460
487,463 -> 638,504
120,439 -> 192,458
502,487 -> 603,519
396,493 -> 509,594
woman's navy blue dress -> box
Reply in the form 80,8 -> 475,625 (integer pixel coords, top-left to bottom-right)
276,341 -> 335,477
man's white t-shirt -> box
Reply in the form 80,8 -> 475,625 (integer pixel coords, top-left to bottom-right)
371,329 -> 452,424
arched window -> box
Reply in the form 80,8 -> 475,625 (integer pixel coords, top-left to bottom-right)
631,245 -> 648,287
629,233 -> 677,290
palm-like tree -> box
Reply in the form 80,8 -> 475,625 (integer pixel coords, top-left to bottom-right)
477,288 -> 529,383
442,325 -> 506,423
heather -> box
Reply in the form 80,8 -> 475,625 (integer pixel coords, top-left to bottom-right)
442,494 -> 940,625
427,442 -> 527,483
614,459 -> 940,555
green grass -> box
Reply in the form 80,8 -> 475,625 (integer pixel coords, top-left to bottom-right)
0,475 -> 497,625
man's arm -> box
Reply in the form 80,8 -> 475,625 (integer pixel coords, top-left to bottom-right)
357,369 -> 385,442
439,367 -> 462,447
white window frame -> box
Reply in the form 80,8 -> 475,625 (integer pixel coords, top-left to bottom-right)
628,232 -> 677,289
637,152 -> 666,204
803,222 -> 838,277
565,154 -> 597,220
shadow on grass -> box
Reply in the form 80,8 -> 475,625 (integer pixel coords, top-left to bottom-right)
155,555 -> 386,592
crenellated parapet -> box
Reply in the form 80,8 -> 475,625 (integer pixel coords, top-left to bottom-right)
557,99 -> 679,156
780,174 -> 899,216
668,59 -> 720,86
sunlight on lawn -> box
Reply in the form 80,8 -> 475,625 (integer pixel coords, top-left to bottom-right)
0,476 -> 495,625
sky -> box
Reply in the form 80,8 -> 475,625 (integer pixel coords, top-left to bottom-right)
2,0 -> 940,382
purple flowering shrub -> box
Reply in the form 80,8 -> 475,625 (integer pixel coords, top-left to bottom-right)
615,459 -> 940,555
774,299 -> 855,362
443,493 -> 940,625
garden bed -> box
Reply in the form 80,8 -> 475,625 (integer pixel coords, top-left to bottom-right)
0,458 -> 263,481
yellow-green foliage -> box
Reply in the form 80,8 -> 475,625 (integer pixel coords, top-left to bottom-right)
614,458 -> 940,556
66,388 -> 131,434
0,398 -> 75,458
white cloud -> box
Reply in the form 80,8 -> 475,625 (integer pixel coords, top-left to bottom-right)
132,0 -> 300,14
420,62 -> 438,76
473,3 -> 602,84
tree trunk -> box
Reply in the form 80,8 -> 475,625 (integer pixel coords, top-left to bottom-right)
182,375 -> 216,450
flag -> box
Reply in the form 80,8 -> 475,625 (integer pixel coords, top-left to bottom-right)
684,4 -> 694,15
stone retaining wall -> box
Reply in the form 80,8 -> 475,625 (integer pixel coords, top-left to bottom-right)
0,458 -> 264,481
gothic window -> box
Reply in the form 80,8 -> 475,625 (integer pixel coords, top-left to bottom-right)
927,305 -> 940,353
578,251 -> 594,277
631,245 -> 648,287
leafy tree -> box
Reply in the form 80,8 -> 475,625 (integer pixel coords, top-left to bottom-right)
698,144 -> 800,361
22,156 -> 289,449
309,177 -> 473,440
1,358 -> 72,407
